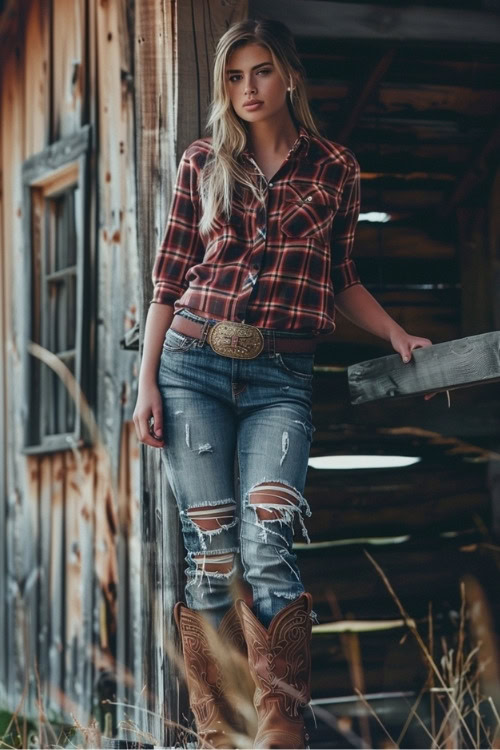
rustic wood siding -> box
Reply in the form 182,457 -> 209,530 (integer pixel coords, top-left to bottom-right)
0,0 -> 141,732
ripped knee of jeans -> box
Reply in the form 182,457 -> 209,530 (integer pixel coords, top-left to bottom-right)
182,500 -> 238,550
187,549 -> 238,596
247,480 -> 311,545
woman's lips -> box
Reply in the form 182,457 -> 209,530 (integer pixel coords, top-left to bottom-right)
243,101 -> 263,110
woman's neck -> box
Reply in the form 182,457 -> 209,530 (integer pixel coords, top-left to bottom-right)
247,114 -> 299,157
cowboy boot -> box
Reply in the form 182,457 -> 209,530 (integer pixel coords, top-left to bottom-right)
235,592 -> 313,749
174,601 -> 257,748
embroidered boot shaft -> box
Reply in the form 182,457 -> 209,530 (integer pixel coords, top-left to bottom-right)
174,601 -> 257,749
235,592 -> 313,749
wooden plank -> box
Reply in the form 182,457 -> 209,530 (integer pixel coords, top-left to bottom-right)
25,456 -> 41,720
299,46 -> 500,89
0,38 -> 6,707
354,224 -> 456,259
0,40 -> 32,716
24,0 -> 50,154
48,452 -> 66,719
64,448 -> 86,721
52,0 -> 84,138
298,532 -> 491,621
347,331 -> 500,405
457,207 -> 494,337
134,1 -> 177,740
79,448 -> 96,725
92,442 -> 119,726
38,455 -> 53,728
489,166 -> 500,331
442,115 -> 500,214
95,0 -> 141,735
304,469 -> 489,541
248,0 -> 500,44
308,81 -> 500,120
116,423 -> 142,737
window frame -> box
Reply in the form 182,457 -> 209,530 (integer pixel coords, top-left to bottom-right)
21,125 -> 93,454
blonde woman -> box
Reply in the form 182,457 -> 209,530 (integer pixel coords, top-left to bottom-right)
133,18 -> 432,750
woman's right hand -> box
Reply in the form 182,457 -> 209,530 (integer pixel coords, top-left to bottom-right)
133,383 -> 165,448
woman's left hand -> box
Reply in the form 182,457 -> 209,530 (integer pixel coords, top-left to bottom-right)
390,328 -> 437,400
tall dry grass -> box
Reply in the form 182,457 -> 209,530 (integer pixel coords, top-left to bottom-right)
2,343 -> 498,748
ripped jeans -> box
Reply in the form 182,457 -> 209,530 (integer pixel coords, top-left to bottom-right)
157,309 -> 318,629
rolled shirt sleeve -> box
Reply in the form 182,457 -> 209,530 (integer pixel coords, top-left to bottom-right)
150,146 -> 206,305
330,150 -> 361,294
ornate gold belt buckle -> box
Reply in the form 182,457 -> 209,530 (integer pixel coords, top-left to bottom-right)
208,321 -> 264,359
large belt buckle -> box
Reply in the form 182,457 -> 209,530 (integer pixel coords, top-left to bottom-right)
208,321 -> 264,359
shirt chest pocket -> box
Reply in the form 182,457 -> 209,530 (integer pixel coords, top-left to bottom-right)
280,184 -> 338,241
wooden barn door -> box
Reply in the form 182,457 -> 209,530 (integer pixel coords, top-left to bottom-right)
134,1 -> 247,745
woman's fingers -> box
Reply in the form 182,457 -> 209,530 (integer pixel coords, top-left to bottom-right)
133,411 -> 165,448
148,409 -> 165,446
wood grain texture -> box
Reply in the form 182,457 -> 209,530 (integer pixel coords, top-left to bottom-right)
348,331 -> 500,404
249,0 -> 500,43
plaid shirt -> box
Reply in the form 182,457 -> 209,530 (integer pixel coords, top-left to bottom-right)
150,125 -> 361,333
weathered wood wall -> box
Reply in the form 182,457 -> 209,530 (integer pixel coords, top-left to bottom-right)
0,0 -> 141,736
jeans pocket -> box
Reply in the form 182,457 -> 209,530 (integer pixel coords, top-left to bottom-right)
274,352 -> 314,379
162,328 -> 198,352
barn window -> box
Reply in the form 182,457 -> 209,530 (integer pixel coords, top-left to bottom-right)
21,125 -> 93,453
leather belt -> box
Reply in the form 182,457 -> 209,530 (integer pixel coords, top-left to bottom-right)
170,316 -> 317,359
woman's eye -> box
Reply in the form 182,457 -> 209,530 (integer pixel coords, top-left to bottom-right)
228,74 -> 241,82
258,69 -> 271,75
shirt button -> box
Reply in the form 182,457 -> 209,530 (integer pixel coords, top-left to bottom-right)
269,182 -> 273,187
306,195 -> 313,202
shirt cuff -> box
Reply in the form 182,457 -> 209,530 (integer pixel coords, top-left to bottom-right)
149,287 -> 179,305
332,259 -> 361,294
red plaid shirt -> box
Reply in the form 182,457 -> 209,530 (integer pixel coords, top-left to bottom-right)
150,125 -> 361,333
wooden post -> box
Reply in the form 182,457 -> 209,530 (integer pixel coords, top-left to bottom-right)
134,1 -> 247,746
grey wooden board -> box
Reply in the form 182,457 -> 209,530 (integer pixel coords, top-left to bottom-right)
249,0 -> 500,44
347,331 -> 500,405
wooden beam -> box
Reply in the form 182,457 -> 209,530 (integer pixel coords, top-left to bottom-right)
308,81 -> 500,120
489,167 -> 500,331
336,49 -> 395,144
249,0 -> 500,44
457,207 -> 494,336
441,116 -> 500,215
347,331 -> 500,404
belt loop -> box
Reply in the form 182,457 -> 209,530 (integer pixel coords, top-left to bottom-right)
199,319 -> 211,346
269,329 -> 276,357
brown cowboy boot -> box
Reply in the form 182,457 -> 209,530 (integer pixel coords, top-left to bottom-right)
235,592 -> 313,749
174,601 -> 257,748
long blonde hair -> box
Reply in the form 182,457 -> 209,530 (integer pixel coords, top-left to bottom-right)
198,18 -> 323,237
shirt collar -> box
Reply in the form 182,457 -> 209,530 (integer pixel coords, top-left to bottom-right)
241,124 -> 311,161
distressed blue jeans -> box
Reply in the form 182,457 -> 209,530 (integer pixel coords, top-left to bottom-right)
157,310 -> 318,629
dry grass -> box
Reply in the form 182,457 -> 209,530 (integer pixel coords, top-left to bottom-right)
2,343 -> 498,748
2,557 -> 499,749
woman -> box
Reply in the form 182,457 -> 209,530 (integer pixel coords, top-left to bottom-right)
133,18 -> 432,750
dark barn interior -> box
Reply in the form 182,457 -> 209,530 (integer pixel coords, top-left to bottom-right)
249,1 -> 500,746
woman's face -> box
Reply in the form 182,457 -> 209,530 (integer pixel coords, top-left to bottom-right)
225,43 -> 289,123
